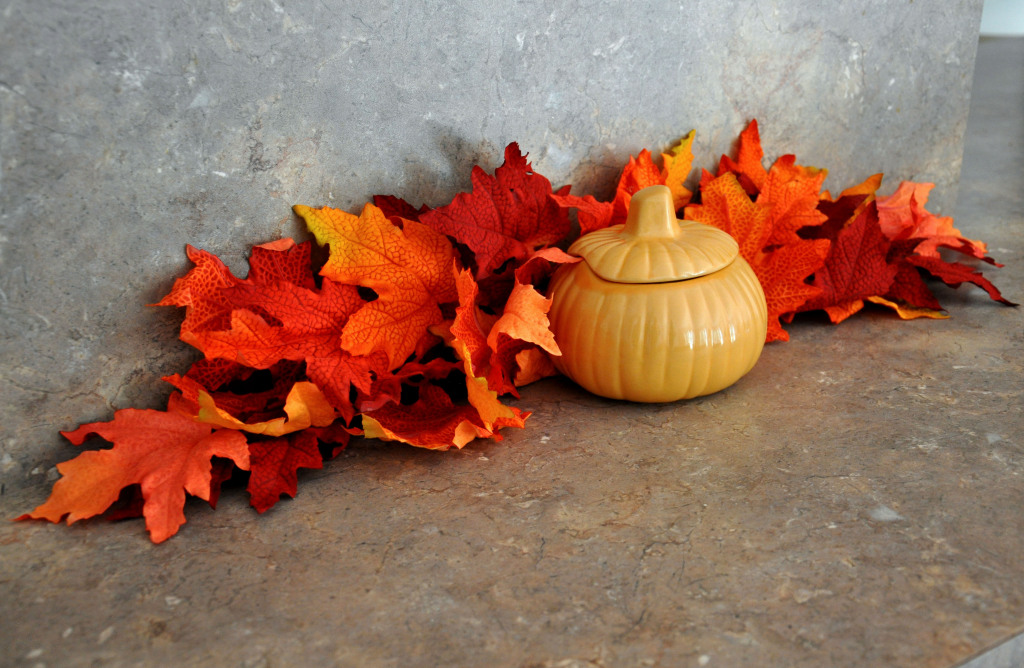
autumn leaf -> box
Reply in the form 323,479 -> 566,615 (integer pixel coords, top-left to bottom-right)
865,295 -> 949,320
450,267 -> 493,376
758,154 -> 828,246
196,381 -> 337,437
450,253 -> 572,397
488,280 -> 560,356
164,359 -> 307,425
358,357 -> 461,413
247,431 -> 323,514
419,143 -> 571,278
905,255 -> 1017,306
295,202 -> 458,369
685,172 -> 829,341
448,269 -> 520,421
661,130 -> 697,211
551,192 -> 615,236
710,119 -> 768,195
798,203 -> 899,323
513,347 -> 559,387
186,278 -> 377,422
876,181 -> 990,260
20,396 -> 250,543
362,385 -> 526,451
372,194 -> 430,223
156,239 -> 316,343
553,133 -> 696,235
608,150 -> 666,225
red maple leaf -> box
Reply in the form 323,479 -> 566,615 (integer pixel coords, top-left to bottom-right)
19,394 -> 250,543
155,239 -> 316,341
247,431 -> 324,513
798,203 -> 899,322
905,255 -> 1017,306
372,194 -> 431,223
419,143 -> 571,278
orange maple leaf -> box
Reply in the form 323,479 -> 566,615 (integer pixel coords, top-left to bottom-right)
553,133 -> 697,234
20,395 -> 250,543
294,202 -> 458,370
876,181 -> 990,260
685,172 -> 829,341
758,155 -> 828,246
710,119 -> 768,194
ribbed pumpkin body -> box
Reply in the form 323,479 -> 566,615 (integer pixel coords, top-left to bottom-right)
548,258 -> 767,402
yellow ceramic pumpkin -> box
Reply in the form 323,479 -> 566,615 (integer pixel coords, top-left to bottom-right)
548,184 -> 767,402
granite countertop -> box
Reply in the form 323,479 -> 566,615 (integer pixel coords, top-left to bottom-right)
1,37 -> 1022,668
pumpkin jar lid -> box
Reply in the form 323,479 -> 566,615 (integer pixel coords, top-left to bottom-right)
568,184 -> 739,284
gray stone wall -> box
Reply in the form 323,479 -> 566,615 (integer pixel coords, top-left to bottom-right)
0,0 -> 984,492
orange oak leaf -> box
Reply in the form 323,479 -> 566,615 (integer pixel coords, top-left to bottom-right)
294,202 -> 458,369
419,143 -> 571,278
20,397 -> 250,543
247,430 -> 323,514
685,172 -> 829,341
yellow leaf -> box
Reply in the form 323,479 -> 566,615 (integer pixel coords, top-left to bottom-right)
197,381 -> 336,437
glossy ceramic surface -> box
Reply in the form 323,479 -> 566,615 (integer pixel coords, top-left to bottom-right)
548,185 -> 767,402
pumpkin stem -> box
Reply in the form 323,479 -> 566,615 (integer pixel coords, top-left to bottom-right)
621,185 -> 680,240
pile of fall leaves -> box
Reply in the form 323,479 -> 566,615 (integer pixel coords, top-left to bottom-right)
21,120 -> 1014,542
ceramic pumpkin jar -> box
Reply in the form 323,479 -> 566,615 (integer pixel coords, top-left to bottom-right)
547,184 -> 767,402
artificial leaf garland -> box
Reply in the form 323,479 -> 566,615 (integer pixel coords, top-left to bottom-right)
20,124 -> 1015,542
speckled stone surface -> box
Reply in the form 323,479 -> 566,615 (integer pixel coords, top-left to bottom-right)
3,7 -> 1022,668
